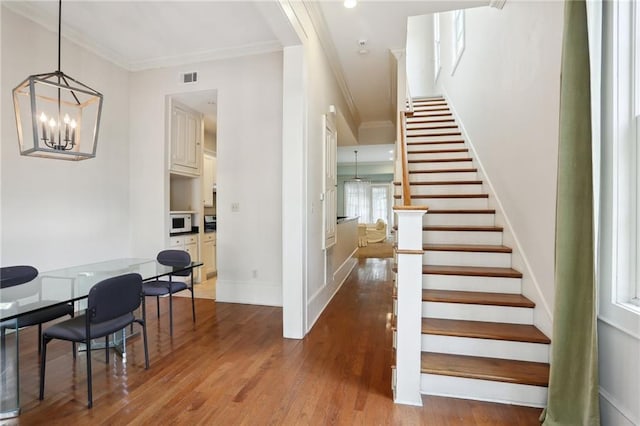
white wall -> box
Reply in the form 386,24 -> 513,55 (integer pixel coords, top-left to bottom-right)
281,2 -> 359,334
407,14 -> 435,97
412,2 -> 564,335
128,52 -> 284,306
1,7 -> 131,271
598,2 -> 640,424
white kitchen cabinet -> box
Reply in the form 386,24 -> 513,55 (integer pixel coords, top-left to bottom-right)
169,234 -> 200,282
203,154 -> 216,207
170,101 -> 202,177
202,232 -> 217,277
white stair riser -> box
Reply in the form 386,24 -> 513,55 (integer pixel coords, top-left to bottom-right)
423,250 -> 512,268
422,335 -> 550,363
407,142 -> 465,151
422,302 -> 534,324
421,374 -> 547,408
423,274 -> 522,294
423,229 -> 503,245
409,161 -> 473,171
411,197 -> 488,209
410,172 -> 478,182
406,124 -> 456,131
409,184 -> 483,196
407,131 -> 462,139
424,213 -> 495,226
408,151 -> 469,160
407,135 -> 463,143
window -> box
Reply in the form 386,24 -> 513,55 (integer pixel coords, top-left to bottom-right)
452,9 -> 465,74
434,13 -> 441,81
344,181 -> 391,226
606,0 -> 640,312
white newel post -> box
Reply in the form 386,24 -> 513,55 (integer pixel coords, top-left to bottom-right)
393,206 -> 427,406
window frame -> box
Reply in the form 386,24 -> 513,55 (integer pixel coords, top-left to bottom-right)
434,13 -> 441,82
451,9 -> 465,74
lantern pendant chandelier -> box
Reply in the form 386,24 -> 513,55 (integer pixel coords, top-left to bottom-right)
12,0 -> 103,161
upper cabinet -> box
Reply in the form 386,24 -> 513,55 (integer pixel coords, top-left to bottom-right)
170,101 -> 202,176
203,153 -> 217,207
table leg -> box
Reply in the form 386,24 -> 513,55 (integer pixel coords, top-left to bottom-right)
0,319 -> 20,419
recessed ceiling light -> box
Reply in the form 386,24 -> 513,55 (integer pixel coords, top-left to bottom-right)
344,0 -> 357,9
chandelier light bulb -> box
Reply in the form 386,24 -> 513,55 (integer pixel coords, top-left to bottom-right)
40,112 -> 47,123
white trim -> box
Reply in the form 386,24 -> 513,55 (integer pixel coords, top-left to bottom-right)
442,89 -> 554,336
306,253 -> 357,331
216,280 -> 283,307
600,387 -> 639,426
597,316 -> 640,341
434,13 -> 442,83
451,10 -> 465,76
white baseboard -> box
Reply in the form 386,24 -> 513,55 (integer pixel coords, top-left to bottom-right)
600,388 -> 639,426
307,252 -> 357,332
216,279 -> 282,307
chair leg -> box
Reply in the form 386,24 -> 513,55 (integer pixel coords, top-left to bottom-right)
156,296 -> 160,318
86,337 -> 93,408
190,286 -> 196,323
38,324 -> 42,354
169,292 -> 174,337
105,336 -> 109,363
39,336 -> 49,400
140,319 -> 150,369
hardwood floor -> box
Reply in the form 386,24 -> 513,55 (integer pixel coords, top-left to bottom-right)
5,258 -> 542,425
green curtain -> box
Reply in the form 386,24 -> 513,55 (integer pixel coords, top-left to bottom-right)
541,0 -> 600,424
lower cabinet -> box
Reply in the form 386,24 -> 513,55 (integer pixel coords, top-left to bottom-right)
202,232 -> 217,278
169,234 -> 199,282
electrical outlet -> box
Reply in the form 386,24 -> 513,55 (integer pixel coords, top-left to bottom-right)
231,202 -> 240,212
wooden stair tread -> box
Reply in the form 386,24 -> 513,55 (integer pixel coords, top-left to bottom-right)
423,243 -> 511,253
422,289 -> 534,308
407,148 -> 468,154
422,318 -> 550,344
423,225 -> 503,232
421,352 -> 549,387
422,265 -> 523,278
394,180 -> 482,186
407,139 -> 465,146
393,193 -> 488,199
411,112 -> 453,118
427,209 -> 495,214
409,168 -> 477,174
407,125 -> 458,130
407,131 -> 462,137
408,158 -> 472,163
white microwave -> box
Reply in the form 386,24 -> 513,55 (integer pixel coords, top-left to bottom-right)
170,212 -> 192,234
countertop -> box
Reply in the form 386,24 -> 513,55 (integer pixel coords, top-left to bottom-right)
337,216 -> 358,224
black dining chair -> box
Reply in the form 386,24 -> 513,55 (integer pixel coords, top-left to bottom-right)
39,272 -> 149,408
0,265 -> 74,355
142,249 -> 195,336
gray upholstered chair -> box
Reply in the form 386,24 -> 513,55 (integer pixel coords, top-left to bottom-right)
0,265 -> 74,354
39,272 -> 149,408
142,249 -> 195,336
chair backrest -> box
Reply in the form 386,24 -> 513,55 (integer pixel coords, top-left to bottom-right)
0,265 -> 38,289
87,273 -> 142,323
157,249 -> 192,277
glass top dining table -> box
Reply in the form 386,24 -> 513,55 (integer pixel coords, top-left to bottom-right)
0,257 -> 203,419
0,257 -> 203,321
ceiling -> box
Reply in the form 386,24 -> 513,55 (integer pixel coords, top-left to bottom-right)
5,0 -> 489,161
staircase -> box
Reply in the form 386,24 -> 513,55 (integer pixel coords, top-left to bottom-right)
393,97 -> 550,407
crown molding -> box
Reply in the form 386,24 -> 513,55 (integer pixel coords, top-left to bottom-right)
489,0 -> 507,10
5,2 -> 283,72
301,0 -> 361,126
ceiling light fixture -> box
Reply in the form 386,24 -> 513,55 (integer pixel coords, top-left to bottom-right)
12,0 -> 103,161
344,0 -> 357,9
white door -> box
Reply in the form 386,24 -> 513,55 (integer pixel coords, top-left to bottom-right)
322,112 -> 337,249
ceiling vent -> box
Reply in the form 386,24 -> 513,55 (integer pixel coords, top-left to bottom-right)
180,71 -> 198,84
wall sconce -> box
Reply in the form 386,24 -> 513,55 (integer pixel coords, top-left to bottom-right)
12,0 -> 103,161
